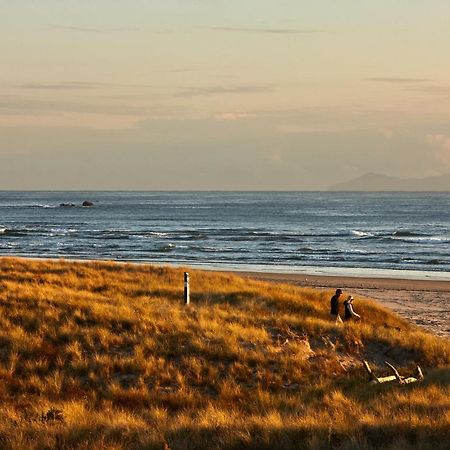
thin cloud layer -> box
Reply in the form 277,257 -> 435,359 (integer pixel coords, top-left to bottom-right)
427,134 -> 450,166
0,95 -> 156,116
211,26 -> 322,34
365,78 -> 450,98
12,81 -> 161,91
365,77 -> 432,84
16,82 -> 111,90
410,84 -> 450,96
427,133 -> 450,150
50,25 -> 140,33
176,85 -> 274,97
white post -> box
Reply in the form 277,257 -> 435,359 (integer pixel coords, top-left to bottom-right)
184,272 -> 190,305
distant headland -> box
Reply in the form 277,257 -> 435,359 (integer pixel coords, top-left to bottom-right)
329,172 -> 450,191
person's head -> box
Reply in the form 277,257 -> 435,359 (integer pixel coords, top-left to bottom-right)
336,288 -> 342,296
347,295 -> 353,302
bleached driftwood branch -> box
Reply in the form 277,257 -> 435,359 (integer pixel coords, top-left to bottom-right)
363,360 -> 424,385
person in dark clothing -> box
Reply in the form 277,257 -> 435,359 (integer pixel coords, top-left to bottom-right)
330,288 -> 343,321
344,296 -> 361,321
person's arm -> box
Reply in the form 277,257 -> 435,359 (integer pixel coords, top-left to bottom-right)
349,303 -> 360,318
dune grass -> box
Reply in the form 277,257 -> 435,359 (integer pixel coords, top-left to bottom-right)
0,257 -> 448,449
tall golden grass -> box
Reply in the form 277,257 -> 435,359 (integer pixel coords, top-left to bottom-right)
0,257 -> 448,449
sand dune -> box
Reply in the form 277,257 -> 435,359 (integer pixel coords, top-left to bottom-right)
236,272 -> 450,339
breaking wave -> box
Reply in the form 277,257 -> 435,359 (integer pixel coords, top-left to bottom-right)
1,192 -> 449,273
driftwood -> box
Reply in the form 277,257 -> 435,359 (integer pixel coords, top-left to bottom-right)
363,360 -> 424,385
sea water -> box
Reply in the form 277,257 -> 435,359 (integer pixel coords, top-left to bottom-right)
1,191 -> 449,279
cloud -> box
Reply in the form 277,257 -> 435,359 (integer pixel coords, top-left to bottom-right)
210,26 -> 322,34
161,68 -> 195,73
276,124 -> 357,134
410,84 -> 450,96
176,85 -> 274,97
50,25 -> 140,33
364,78 -> 450,97
15,82 -> 111,90
426,134 -> 450,165
0,113 -> 141,130
0,94 -> 177,117
214,112 -> 249,121
12,81 -> 160,91
427,134 -> 450,149
378,128 -> 394,139
364,77 -> 432,84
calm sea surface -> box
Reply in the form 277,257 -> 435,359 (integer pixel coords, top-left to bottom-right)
1,192 -> 450,279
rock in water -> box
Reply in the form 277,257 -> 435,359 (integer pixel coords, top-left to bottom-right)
82,201 -> 94,207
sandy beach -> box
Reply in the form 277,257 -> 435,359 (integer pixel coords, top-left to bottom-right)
235,271 -> 450,339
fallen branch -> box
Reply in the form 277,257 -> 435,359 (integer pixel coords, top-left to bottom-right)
362,360 -> 424,385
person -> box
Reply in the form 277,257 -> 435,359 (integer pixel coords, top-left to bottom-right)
330,289 -> 343,322
344,296 -> 361,321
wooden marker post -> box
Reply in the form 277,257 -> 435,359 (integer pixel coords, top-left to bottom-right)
184,272 -> 190,305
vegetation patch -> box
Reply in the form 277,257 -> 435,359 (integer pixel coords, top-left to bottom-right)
0,257 -> 448,449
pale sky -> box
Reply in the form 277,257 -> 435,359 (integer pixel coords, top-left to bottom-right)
1,0 -> 450,189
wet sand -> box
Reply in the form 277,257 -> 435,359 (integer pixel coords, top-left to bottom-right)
234,271 -> 450,339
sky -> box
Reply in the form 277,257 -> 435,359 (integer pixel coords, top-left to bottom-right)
1,0 -> 450,190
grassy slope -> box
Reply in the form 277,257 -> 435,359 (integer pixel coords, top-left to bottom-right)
0,257 -> 449,449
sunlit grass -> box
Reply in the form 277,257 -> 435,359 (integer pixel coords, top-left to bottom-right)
0,257 -> 448,449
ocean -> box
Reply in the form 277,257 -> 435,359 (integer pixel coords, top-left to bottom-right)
1,191 -> 449,279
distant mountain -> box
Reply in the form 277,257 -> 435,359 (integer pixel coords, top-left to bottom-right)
329,172 -> 450,191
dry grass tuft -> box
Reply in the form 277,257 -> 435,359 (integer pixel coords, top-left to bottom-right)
0,257 -> 448,449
